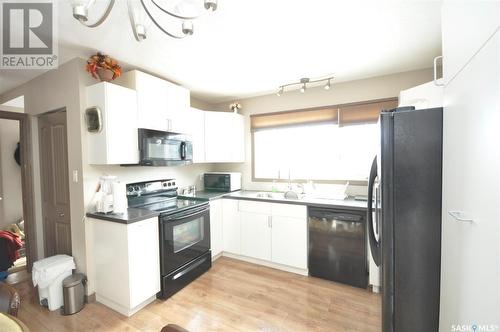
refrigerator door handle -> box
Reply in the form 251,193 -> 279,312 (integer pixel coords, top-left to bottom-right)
367,156 -> 381,266
448,211 -> 475,223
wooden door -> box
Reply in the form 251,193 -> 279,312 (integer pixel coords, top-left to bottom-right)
38,110 -> 72,256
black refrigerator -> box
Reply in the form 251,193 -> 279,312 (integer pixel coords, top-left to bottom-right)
367,106 -> 442,332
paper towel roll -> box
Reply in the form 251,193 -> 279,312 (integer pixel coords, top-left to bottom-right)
112,181 -> 127,214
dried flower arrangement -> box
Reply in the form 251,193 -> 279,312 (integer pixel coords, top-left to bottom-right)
86,52 -> 122,82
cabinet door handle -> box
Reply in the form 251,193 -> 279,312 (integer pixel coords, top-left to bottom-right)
268,216 -> 272,228
433,56 -> 444,86
448,211 -> 475,223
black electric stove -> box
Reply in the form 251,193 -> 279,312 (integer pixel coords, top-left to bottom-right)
126,179 -> 211,299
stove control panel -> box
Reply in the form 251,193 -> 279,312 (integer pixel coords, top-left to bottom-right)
126,179 -> 177,196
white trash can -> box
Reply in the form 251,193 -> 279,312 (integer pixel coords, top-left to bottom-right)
32,255 -> 76,311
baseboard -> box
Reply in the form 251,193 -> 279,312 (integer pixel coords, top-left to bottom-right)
212,252 -> 223,262
96,294 -> 156,317
222,252 -> 308,276
85,292 -> 96,303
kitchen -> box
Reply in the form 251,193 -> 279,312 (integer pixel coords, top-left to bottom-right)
0,1 -> 498,332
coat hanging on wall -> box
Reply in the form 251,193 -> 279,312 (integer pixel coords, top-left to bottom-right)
14,142 -> 20,166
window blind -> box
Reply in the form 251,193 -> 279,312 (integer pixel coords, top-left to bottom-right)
250,107 -> 339,131
250,98 -> 398,131
338,99 -> 398,126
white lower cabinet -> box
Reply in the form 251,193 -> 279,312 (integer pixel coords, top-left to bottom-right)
271,215 -> 307,270
240,212 -> 272,261
222,199 -> 240,254
88,217 -> 160,317
209,200 -> 223,258
220,199 -> 307,272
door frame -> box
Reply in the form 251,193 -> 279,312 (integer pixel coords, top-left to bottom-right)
0,110 -> 37,272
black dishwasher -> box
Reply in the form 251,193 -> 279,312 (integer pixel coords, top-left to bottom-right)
308,207 -> 367,289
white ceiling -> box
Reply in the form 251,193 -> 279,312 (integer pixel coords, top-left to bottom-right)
0,0 -> 442,103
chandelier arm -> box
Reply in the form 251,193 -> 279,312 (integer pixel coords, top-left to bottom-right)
127,0 -> 142,41
77,0 -> 116,28
139,0 -> 187,39
150,0 -> 202,20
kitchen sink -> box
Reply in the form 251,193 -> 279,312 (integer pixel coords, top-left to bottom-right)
253,192 -> 306,200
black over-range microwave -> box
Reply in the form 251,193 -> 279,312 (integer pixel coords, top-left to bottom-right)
138,128 -> 193,166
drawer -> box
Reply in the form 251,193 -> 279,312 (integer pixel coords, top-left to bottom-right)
238,200 -> 271,214
271,203 -> 306,218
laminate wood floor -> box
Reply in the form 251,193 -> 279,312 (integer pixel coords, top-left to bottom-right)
12,257 -> 381,332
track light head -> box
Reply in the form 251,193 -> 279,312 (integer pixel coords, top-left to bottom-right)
300,83 -> 306,93
204,0 -> 218,11
182,21 -> 194,35
324,79 -> 331,90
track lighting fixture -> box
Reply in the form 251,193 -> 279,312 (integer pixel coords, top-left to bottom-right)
276,76 -> 334,96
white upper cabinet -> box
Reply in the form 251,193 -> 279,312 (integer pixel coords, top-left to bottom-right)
441,1 -> 500,84
204,111 -> 245,163
115,70 -> 191,133
86,82 -> 139,165
187,108 -> 206,163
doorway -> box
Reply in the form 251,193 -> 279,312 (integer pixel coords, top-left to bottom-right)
0,109 -> 36,274
38,109 -> 72,256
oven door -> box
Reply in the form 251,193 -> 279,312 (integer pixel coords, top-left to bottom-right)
159,204 -> 210,275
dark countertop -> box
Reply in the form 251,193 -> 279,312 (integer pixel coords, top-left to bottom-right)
185,190 -> 367,211
223,190 -> 367,211
178,190 -> 230,201
86,208 -> 160,224
86,190 -> 366,224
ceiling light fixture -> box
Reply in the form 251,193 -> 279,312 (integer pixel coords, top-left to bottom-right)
276,75 -> 334,96
300,79 -> 308,93
324,78 -> 331,90
72,0 -> 218,41
277,86 -> 284,96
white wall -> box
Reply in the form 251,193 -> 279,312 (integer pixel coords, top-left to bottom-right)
210,68 -> 434,196
0,119 -> 23,228
0,58 -> 92,268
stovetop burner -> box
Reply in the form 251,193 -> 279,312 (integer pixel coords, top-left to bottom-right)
143,198 -> 206,215
126,179 -> 207,216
